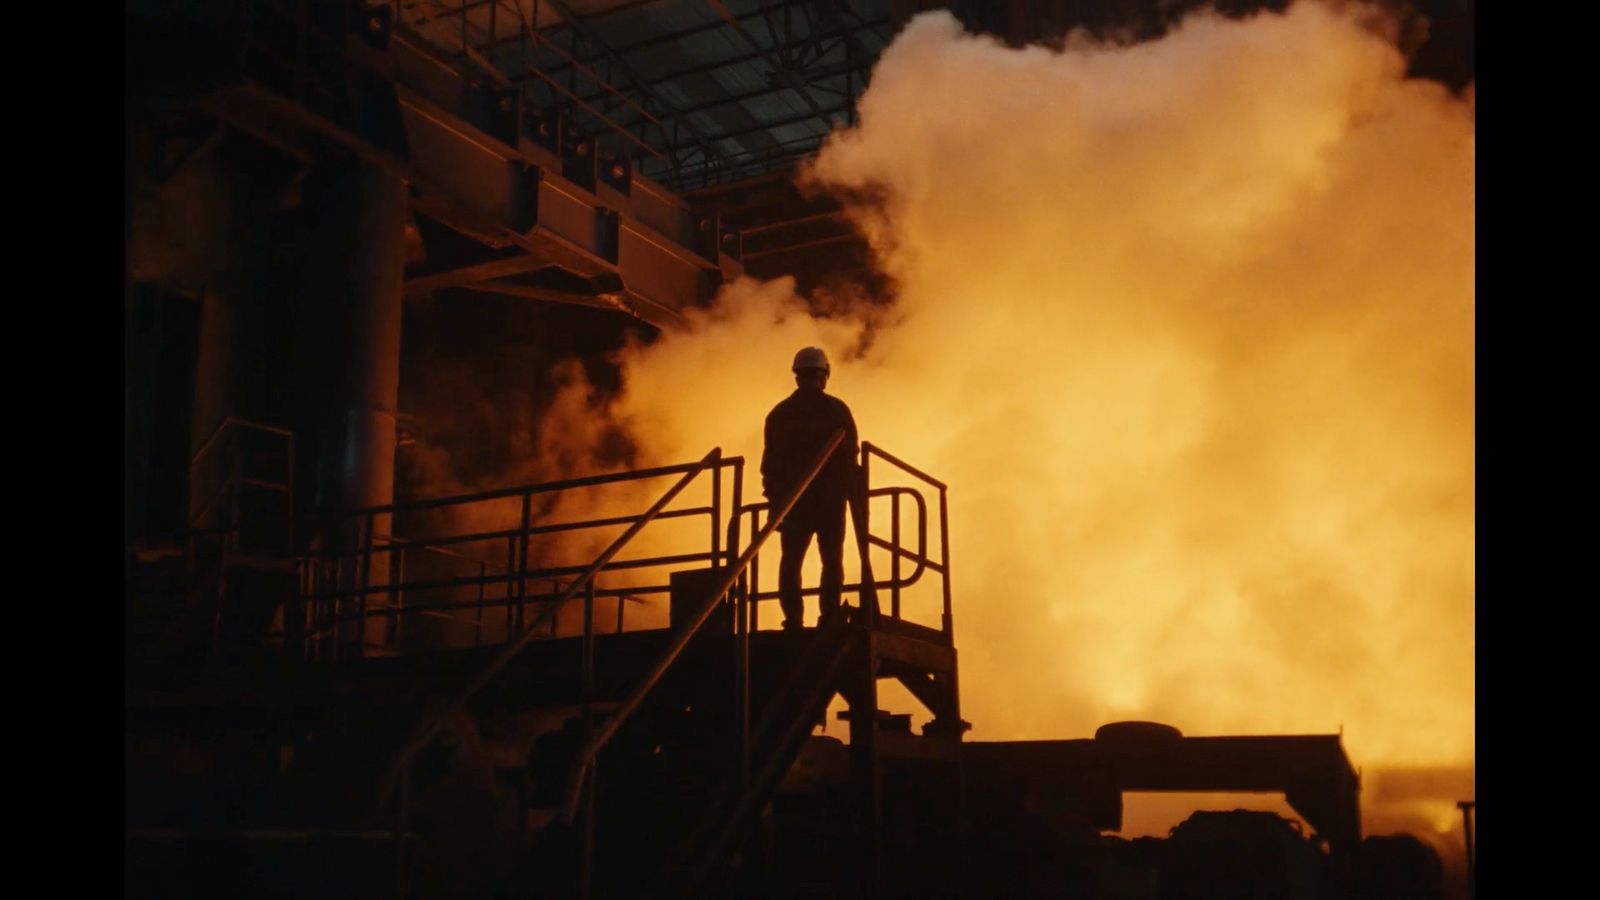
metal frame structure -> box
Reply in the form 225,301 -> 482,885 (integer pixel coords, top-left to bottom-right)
239,431 -> 959,896
737,440 -> 954,636
296,450 -> 743,660
287,437 -> 952,662
392,0 -> 895,191
187,417 -> 298,663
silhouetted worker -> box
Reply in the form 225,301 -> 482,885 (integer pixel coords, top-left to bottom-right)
762,347 -> 860,630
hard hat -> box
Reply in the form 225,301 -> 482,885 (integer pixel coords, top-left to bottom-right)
792,346 -> 831,373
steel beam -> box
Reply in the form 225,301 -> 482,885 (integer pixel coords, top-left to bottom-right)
455,279 -> 632,313
704,0 -> 835,134
529,0 -> 817,77
402,254 -> 554,294
175,3 -> 741,326
539,0 -> 725,173
556,17 -> 889,111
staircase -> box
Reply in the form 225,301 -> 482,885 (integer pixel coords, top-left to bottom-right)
126,435 -> 965,898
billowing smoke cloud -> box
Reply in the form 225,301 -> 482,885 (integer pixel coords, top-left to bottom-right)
533,0 -> 1473,853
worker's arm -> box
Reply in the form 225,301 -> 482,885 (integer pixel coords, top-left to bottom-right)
843,404 -> 863,486
760,412 -> 776,499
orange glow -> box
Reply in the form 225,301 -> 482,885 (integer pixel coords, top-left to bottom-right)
535,0 -> 1472,846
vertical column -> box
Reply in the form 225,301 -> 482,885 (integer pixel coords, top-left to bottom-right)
174,151 -> 293,656
299,162 -> 407,652
299,162 -> 406,513
847,634 -> 882,897
186,160 -> 285,486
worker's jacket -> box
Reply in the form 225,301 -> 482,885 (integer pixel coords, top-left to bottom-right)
761,387 -> 860,527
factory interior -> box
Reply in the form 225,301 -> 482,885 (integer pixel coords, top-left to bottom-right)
125,1 -> 1476,897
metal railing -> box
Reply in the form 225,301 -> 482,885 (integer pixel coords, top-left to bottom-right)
189,416 -> 296,542
863,441 -> 955,639
392,0 -> 730,186
187,416 -> 296,660
555,429 -> 848,827
276,431 -> 942,897
293,450 -> 742,660
735,440 -> 954,640
366,446 -> 739,898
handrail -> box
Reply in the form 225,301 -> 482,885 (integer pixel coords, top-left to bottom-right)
372,532 -> 513,572
862,441 -> 955,638
319,504 -> 715,557
188,417 -> 295,531
297,584 -> 669,635
184,416 -> 296,664
862,442 -> 946,491
739,485 -> 931,599
295,583 -> 671,642
379,447 -> 724,804
317,549 -> 722,602
298,455 -> 741,656
660,613 -> 863,898
326,457 -> 719,519
189,415 -> 294,468
557,428 -> 847,823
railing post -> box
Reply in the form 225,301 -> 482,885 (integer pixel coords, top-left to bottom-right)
729,460 -> 744,570
285,427 -> 295,603
939,487 -> 953,640
330,554 -> 345,662
891,492 -> 901,621
386,537 -> 401,647
579,761 -> 597,900
711,460 -> 721,565
749,508 -> 760,632
304,553 -> 315,663
731,459 -> 749,791
582,579 -> 596,717
553,440 -> 829,823
475,561 -> 487,648
581,578 -> 599,900
216,428 -> 243,662
287,559 -> 304,661
284,428 -> 299,658
356,511 -> 375,659
380,448 -> 727,827
737,568 -> 750,792
859,445 -> 876,628
504,536 -> 516,644
515,492 -> 533,633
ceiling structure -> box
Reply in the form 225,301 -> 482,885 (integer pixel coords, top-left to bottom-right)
394,1 -> 1471,195
396,0 -> 899,194
389,1 -> 1471,277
